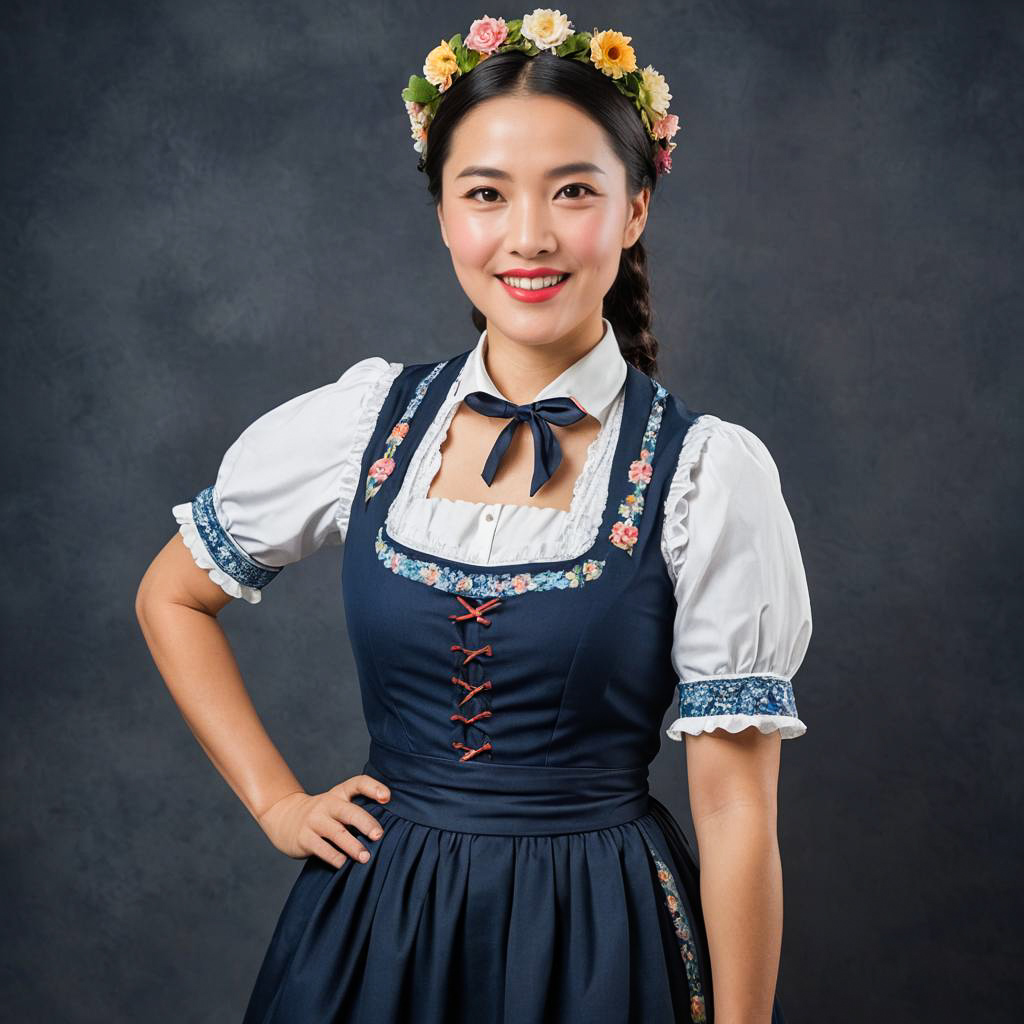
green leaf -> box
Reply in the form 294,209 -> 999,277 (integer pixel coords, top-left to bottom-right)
401,74 -> 438,105
448,32 -> 463,51
457,47 -> 482,74
555,31 -> 592,58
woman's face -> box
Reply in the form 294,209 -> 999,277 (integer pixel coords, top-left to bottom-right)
437,93 -> 649,352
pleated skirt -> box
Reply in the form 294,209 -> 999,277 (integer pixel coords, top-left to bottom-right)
241,794 -> 787,1023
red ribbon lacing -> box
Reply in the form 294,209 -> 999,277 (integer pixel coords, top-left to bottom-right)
449,595 -> 503,762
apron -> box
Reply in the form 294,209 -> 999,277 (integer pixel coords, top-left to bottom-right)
242,348 -> 789,1024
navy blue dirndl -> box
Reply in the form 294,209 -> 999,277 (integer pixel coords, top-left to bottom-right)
242,349 -> 788,1024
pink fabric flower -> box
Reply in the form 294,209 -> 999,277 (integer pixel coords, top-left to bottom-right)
610,521 -> 639,549
628,459 -> 653,485
652,113 -> 679,140
369,457 -> 395,482
654,146 -> 673,175
466,16 -> 508,55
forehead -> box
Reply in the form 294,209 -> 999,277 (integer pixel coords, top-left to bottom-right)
445,94 -> 613,170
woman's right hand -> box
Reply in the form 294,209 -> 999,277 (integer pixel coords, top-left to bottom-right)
257,775 -> 391,867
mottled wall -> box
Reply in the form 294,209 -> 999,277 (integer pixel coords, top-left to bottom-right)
3,0 -> 1021,1020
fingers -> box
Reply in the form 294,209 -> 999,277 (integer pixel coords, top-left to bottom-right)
340,774 -> 391,804
329,796 -> 385,847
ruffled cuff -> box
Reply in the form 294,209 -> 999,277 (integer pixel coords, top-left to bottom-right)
172,487 -> 280,604
665,673 -> 807,740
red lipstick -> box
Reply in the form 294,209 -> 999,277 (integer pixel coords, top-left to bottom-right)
495,267 -> 572,303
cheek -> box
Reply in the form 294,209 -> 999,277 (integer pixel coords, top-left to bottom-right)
565,211 -> 626,273
444,210 -> 495,267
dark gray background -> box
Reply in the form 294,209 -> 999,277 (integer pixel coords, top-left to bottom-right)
4,0 -> 1021,1020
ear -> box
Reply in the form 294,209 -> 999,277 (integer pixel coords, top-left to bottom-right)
623,186 -> 651,249
437,202 -> 450,250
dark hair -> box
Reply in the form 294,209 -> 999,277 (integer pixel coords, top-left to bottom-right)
420,50 -> 661,377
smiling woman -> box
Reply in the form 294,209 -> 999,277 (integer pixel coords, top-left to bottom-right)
423,47 -> 665,376
139,10 -> 810,1024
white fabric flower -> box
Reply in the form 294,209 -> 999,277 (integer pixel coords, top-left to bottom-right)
640,65 -> 672,117
521,8 -> 573,52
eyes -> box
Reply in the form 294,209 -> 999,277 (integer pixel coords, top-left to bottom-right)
464,183 -> 598,204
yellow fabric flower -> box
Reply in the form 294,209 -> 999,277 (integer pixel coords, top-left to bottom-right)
424,39 -> 459,92
589,29 -> 637,79
639,64 -> 672,118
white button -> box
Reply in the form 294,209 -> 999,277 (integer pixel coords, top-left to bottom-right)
484,512 -> 494,522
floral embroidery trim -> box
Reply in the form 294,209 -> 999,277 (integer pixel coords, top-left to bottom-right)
375,527 -> 605,598
364,359 -> 450,503
609,379 -> 669,555
190,485 -> 281,590
636,820 -> 708,1022
678,674 -> 800,719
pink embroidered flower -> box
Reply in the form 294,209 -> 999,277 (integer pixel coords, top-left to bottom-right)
389,552 -> 401,570
610,521 -> 639,549
654,145 -> 673,175
513,574 -> 531,593
389,421 -> 410,441
628,459 -> 653,485
455,577 -> 473,592
369,456 -> 395,481
652,113 -> 679,140
422,565 -> 440,585
466,16 -> 508,55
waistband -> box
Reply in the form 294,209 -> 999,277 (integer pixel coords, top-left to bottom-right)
360,738 -> 651,836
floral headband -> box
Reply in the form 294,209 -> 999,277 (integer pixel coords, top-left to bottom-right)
401,9 -> 681,176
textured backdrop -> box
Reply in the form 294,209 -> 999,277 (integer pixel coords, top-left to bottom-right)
3,0 -> 1022,1020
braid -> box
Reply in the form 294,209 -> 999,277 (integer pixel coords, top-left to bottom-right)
603,240 -> 659,377
468,239 -> 660,378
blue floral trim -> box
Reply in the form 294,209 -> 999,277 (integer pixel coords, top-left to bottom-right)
636,821 -> 708,1022
375,527 -> 605,598
191,485 -> 281,590
364,359 -> 449,503
608,380 -> 669,556
678,674 -> 800,719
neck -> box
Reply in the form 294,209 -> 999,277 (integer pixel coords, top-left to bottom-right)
481,310 -> 606,405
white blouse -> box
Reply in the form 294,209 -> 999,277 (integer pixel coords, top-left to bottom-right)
173,319 -> 813,740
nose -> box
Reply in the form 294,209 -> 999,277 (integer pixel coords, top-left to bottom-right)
506,195 -> 555,258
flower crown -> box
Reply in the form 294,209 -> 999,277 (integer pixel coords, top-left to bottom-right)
401,9 -> 681,176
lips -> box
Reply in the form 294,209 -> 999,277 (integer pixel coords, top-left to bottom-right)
496,272 -> 572,303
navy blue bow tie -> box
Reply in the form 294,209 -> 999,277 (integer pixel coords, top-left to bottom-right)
462,390 -> 588,497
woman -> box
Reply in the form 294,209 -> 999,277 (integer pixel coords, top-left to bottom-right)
136,11 -> 812,1023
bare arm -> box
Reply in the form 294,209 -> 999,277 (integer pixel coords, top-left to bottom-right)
135,533 -> 389,864
685,727 -> 784,1024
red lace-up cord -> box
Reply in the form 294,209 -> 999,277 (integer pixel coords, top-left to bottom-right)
450,642 -> 493,665
449,596 -> 503,762
452,739 -> 493,761
451,676 -> 492,706
448,595 -> 502,626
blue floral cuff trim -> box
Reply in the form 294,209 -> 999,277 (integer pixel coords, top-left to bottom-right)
677,674 -> 800,719
190,485 -> 281,591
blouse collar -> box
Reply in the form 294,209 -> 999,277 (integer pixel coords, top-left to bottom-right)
452,316 -> 628,426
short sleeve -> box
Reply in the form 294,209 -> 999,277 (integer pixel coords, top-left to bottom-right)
660,414 -> 813,740
172,355 -> 404,604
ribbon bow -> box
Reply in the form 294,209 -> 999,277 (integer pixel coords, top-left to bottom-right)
462,390 -> 588,497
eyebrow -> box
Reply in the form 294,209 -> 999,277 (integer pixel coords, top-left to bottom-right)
454,161 -> 606,181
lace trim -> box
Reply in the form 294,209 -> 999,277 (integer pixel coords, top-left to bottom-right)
385,385 -> 625,564
659,413 -> 722,585
335,359 -> 404,539
172,500 -> 263,604
665,714 -> 808,740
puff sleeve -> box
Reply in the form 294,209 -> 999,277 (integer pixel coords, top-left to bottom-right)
661,414 -> 813,739
172,356 -> 404,604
